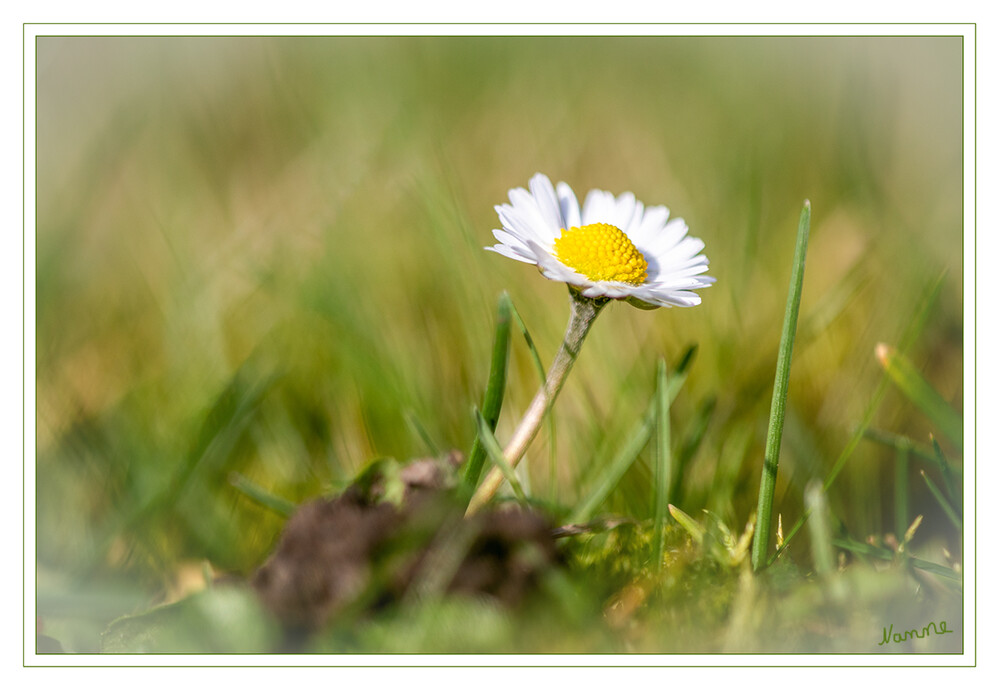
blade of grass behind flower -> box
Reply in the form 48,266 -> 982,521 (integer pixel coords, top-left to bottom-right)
805,480 -> 835,578
920,470 -> 962,530
653,358 -> 672,571
772,270 -> 947,565
569,345 -> 697,524
668,504 -> 705,545
406,410 -> 442,457
707,419 -> 753,519
931,435 -> 959,504
751,200 -> 810,572
228,472 -> 296,518
863,428 -> 962,474
876,343 -> 963,452
669,395 -> 716,508
474,407 -> 527,505
894,446 -> 910,540
462,292 -> 512,492
507,297 -> 558,503
832,537 -> 961,583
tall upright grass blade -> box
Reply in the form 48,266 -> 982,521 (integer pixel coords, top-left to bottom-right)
877,343 -> 963,452
772,271 -> 947,564
474,407 -> 527,505
569,345 -> 696,524
462,293 -> 512,492
920,470 -> 962,530
751,200 -> 810,572
653,359 -> 672,571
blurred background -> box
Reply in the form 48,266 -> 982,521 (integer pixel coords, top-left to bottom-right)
34,35 -> 964,651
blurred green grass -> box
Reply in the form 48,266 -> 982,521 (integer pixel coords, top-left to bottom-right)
34,35 -> 964,652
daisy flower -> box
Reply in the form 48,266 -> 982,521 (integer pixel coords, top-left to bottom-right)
486,172 -> 714,309
467,173 -> 714,515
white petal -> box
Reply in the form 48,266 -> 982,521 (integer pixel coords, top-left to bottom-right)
661,236 -> 706,264
529,173 -> 565,230
631,205 -> 670,245
485,244 -> 537,264
507,188 -> 559,243
610,191 -> 638,230
496,204 -> 548,245
525,239 -> 584,284
581,189 -> 616,225
556,182 -> 582,228
583,283 -> 632,299
643,217 -> 689,256
492,228 -> 531,252
630,286 -> 702,308
647,261 -> 712,282
624,201 -> 645,236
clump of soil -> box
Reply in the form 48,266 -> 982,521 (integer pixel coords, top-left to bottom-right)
252,454 -> 559,633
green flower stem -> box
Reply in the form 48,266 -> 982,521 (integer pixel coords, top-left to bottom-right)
466,289 -> 605,515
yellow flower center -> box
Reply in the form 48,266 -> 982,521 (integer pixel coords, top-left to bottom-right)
553,223 -> 648,285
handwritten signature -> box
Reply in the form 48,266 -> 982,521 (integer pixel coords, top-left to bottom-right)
878,620 -> 954,646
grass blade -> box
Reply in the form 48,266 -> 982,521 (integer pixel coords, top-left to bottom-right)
931,435 -> 959,504
462,293 -> 512,491
473,407 -> 527,505
832,537 -> 961,583
668,504 -> 705,545
876,343 -> 963,451
653,358 -> 672,570
406,410 -> 441,457
804,481 -> 835,579
569,400 -> 655,524
569,345 -> 697,524
228,472 -> 295,518
507,297 -> 559,503
863,428 -> 961,474
894,445 -> 910,540
920,470 -> 962,530
772,271 -> 947,565
751,200 -> 810,572
669,395 -> 716,509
